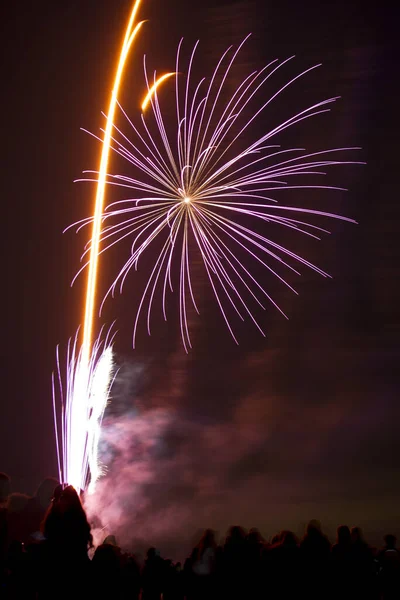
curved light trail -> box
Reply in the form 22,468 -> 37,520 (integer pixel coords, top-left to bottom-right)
57,1 -> 180,493
82,0 -> 145,366
141,72 -> 176,111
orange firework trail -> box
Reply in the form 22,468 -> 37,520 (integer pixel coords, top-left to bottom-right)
54,1 -> 146,492
82,0 -> 144,366
53,0 -> 144,492
52,0 -> 176,493
141,72 -> 176,111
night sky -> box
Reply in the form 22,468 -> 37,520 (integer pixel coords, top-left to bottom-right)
1,0 -> 399,555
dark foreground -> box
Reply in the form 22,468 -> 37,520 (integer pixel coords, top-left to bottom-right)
1,474 -> 399,599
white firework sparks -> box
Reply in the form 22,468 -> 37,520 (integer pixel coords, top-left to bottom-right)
52,326 -> 117,494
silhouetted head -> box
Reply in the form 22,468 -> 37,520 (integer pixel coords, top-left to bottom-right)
226,525 -> 246,545
337,525 -> 351,545
198,529 -> 216,547
42,484 -> 93,551
248,528 -> 263,544
56,485 -> 83,513
196,528 -> 217,556
103,534 -> 118,546
92,543 -> 121,571
350,526 -> 363,543
384,534 -> 396,549
6,492 -> 30,513
35,477 -> 59,508
146,547 -> 157,560
0,472 -> 11,504
281,530 -> 298,546
306,519 -> 322,535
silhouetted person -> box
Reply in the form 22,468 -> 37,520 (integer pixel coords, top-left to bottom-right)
163,559 -> 184,600
91,538 -> 141,600
142,547 -> 165,600
103,534 -> 118,546
92,542 -> 123,598
267,530 -> 301,598
187,529 -> 217,599
299,520 -> 331,597
168,561 -> 185,600
349,526 -> 376,599
42,485 -> 92,555
120,550 -> 141,600
246,527 -> 265,564
245,528 -> 264,598
331,525 -> 353,598
34,485 -> 92,598
221,526 -> 248,599
2,492 -> 32,599
378,534 -> 400,599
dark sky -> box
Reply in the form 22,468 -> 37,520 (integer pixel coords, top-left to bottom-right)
1,0 -> 399,552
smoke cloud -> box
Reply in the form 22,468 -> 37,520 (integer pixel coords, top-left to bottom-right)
84,340 -> 400,561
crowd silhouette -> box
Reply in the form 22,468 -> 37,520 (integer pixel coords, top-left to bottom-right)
1,472 -> 399,599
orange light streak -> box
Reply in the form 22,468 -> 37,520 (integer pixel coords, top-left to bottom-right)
141,72 -> 176,111
82,0 -> 144,365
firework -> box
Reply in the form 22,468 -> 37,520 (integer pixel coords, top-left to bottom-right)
52,327 -> 117,493
72,38 -> 362,353
54,1 -> 144,494
82,0 -> 144,367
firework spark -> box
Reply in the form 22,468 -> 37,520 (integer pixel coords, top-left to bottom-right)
52,327 -> 117,493
73,38 -> 362,353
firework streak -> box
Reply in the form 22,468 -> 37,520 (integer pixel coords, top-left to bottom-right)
54,2 -> 362,493
52,327 -> 117,493
53,1 -> 145,493
74,37 -> 362,353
